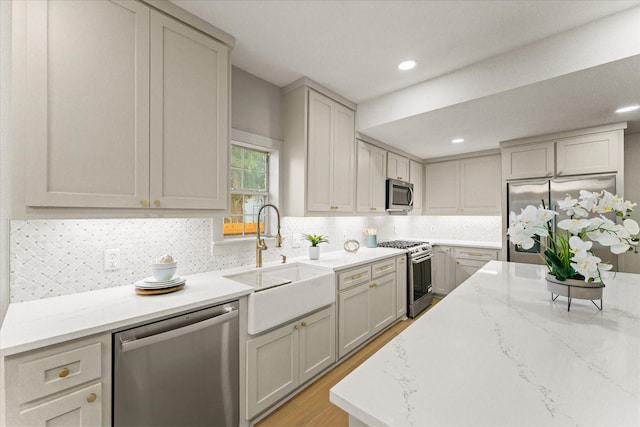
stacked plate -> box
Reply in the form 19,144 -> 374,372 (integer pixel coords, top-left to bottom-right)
135,276 -> 186,290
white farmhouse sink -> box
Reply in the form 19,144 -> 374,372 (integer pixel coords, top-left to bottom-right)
224,263 -> 335,335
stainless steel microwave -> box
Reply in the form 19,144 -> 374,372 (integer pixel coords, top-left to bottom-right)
386,179 -> 414,212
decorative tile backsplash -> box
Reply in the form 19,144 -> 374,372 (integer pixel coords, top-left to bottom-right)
10,215 -> 501,302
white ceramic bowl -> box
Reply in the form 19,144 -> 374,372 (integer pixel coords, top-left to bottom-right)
151,261 -> 177,281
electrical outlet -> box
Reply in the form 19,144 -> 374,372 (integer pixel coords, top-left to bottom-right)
430,225 -> 436,233
104,249 -> 121,271
292,234 -> 302,248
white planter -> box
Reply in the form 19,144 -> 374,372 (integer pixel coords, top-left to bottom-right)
308,246 -> 320,260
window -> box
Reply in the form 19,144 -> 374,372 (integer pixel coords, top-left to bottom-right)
224,146 -> 269,236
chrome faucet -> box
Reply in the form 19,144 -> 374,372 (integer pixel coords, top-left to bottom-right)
256,204 -> 282,267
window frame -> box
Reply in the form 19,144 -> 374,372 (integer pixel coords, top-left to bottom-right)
225,131 -> 281,241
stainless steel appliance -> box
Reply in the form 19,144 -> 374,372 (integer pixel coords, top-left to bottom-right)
377,240 -> 433,318
386,179 -> 414,212
113,301 -> 239,427
507,174 -> 617,268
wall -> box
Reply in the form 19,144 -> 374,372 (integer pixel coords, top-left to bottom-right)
0,0 -> 12,321
620,132 -> 640,273
9,215 -> 501,303
232,66 -> 283,141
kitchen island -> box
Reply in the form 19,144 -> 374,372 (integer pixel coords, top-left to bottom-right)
330,261 -> 640,426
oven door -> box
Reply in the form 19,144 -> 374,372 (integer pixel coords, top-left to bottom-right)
408,253 -> 433,318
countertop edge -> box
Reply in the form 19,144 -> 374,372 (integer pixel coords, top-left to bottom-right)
1,248 -> 405,356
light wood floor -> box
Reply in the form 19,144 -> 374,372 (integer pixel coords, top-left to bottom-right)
256,297 -> 442,427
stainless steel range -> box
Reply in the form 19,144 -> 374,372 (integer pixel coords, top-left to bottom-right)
377,240 -> 433,318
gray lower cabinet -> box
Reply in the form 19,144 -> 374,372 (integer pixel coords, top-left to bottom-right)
337,258 -> 398,359
246,305 -> 335,419
3,335 -> 111,427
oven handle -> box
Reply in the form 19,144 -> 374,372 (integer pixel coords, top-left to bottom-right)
411,254 -> 433,263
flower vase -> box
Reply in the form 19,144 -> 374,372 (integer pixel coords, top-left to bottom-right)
308,246 -> 320,260
545,273 -> 603,311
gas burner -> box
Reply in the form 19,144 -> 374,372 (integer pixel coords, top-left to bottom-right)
377,240 -> 428,249
377,240 -> 432,256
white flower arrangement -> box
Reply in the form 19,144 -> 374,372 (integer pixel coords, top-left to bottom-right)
507,190 -> 639,283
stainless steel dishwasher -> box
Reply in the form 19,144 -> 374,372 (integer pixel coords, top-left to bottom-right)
113,301 -> 239,427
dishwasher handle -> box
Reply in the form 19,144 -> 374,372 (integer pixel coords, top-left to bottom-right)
120,307 -> 238,353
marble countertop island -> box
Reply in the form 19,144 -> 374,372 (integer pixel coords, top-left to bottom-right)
330,261 -> 640,426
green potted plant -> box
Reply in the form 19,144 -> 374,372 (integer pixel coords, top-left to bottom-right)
302,233 -> 329,260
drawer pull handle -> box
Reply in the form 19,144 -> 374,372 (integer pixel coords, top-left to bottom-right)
351,273 -> 364,280
370,207 -> 377,211
301,322 -> 307,327
58,368 -> 70,378
380,265 -> 392,270
86,393 -> 97,403
468,253 -> 485,257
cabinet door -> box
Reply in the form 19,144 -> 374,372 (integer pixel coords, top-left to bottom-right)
432,246 -> 453,295
307,91 -> 335,212
149,11 -> 229,209
502,142 -> 554,180
454,258 -> 489,287
246,323 -> 299,418
409,160 -> 424,213
460,155 -> 501,214
338,284 -> 372,359
556,132 -> 620,176
16,383 -> 102,427
387,153 -> 410,181
370,274 -> 396,334
299,307 -> 336,384
356,141 -> 386,213
424,161 -> 460,214
333,104 -> 356,212
25,0 -> 150,208
396,256 -> 407,318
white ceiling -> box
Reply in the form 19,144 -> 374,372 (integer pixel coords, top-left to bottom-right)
173,0 -> 640,159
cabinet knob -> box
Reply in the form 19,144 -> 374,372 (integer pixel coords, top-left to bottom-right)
558,170 -> 563,175
58,367 -> 70,378
301,322 -> 307,327
294,324 -> 300,330
370,283 -> 377,288
140,199 -> 148,207
153,200 -> 160,206
86,393 -> 97,403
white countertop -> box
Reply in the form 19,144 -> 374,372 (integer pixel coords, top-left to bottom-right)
330,261 -> 640,427
0,247 -> 405,357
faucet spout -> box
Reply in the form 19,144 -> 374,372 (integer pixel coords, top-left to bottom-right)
256,204 -> 282,267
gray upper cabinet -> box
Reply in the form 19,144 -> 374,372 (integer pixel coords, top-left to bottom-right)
23,0 -> 229,210
283,86 -> 356,216
501,125 -> 625,181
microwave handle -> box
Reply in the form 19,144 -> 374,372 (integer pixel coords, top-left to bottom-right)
408,186 -> 414,206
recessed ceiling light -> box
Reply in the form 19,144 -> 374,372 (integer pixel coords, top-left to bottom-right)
615,105 -> 639,113
398,60 -> 417,71
451,138 -> 464,144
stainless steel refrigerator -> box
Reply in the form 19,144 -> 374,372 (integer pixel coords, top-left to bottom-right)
507,174 -> 617,268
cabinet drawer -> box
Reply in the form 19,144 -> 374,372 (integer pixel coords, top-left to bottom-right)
454,248 -> 498,262
371,258 -> 396,279
338,266 -> 371,291
17,343 -> 102,405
